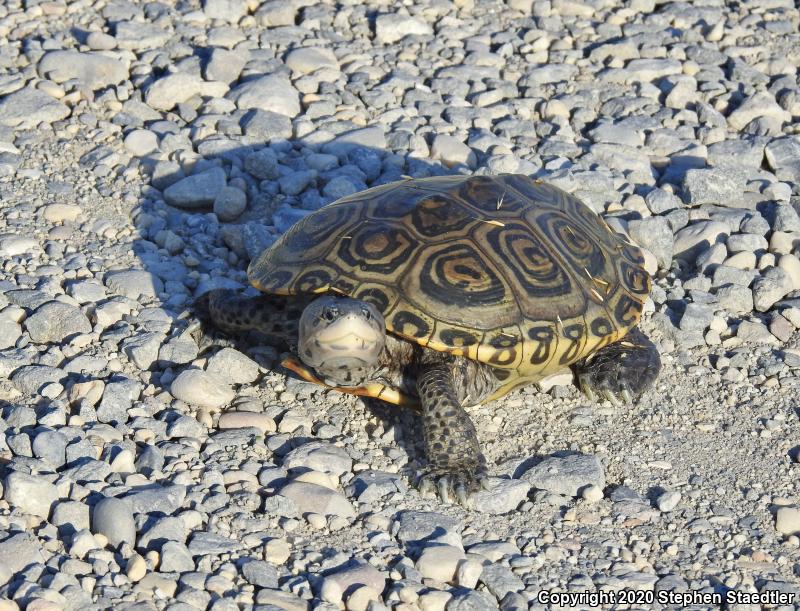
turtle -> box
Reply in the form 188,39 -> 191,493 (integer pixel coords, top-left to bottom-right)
196,174 -> 661,505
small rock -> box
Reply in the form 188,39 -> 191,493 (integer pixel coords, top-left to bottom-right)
96,377 -> 142,424
655,490 -> 681,512
164,167 -> 227,210
673,221 -> 729,261
282,441 -> 353,477
38,50 -> 128,90
91,496 -> 136,548
228,75 -> 301,117
728,92 -> 791,131
171,369 -> 234,409
776,506 -> 800,535
521,454 -> 605,497
213,186 -> 247,222
264,538 -> 291,564
203,0 -> 247,21
126,554 -> 147,582
160,541 -> 195,571
279,481 -> 355,518
105,270 -> 164,300
415,544 -> 465,582
145,73 -> 212,112
123,129 -> 158,156
765,136 -> 800,184
470,478 -> 531,514
4,471 -> 59,519
285,47 -> 339,74
431,135 -> 476,168
43,203 -> 81,223
218,411 -> 276,434
374,14 -> 433,44
0,88 -> 70,128
24,301 -> 91,343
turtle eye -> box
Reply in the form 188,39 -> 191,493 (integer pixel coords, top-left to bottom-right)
323,306 -> 338,321
361,307 -> 371,320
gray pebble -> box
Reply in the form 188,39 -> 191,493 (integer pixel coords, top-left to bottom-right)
241,109 -> 292,142
521,454 -> 605,497
105,270 -> 164,300
0,87 -> 70,128
24,301 -> 91,343
96,376 -> 142,425
241,559 -> 279,588
206,347 -> 260,384
213,186 -> 248,222
10,365 -> 65,397
187,532 -> 242,556
38,50 -> 128,90
164,167 -> 228,210
282,441 -> 353,477
91,496 -> 136,548
228,75 -> 301,118
31,429 -> 68,467
4,471 -> 59,519
160,540 -> 195,572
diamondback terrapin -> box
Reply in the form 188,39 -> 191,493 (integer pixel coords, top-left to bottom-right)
198,174 -> 661,505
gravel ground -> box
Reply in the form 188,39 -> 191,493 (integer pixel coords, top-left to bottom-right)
0,0 -> 799,609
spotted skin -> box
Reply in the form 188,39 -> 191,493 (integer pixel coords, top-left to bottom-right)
415,353 -> 488,504
195,289 -> 311,350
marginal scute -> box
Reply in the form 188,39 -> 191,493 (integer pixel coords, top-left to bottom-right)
247,174 -> 650,388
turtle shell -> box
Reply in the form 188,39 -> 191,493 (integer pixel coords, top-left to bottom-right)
249,174 -> 650,390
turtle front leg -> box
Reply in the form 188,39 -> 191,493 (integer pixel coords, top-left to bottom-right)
572,327 -> 661,406
415,354 -> 488,506
193,288 -> 303,346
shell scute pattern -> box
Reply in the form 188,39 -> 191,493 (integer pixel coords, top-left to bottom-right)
248,174 -> 649,382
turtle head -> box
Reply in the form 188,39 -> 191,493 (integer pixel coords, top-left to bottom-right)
298,296 -> 385,387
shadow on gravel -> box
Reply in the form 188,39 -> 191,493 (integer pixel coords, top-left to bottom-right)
127,140 -> 490,474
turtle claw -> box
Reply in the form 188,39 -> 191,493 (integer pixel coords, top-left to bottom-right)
416,467 -> 486,508
573,328 -> 661,406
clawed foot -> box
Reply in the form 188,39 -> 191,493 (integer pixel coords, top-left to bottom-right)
416,463 -> 489,507
575,328 -> 661,407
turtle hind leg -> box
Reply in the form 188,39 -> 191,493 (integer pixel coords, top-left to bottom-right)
573,327 -> 661,406
415,352 -> 488,506
194,288 -> 305,347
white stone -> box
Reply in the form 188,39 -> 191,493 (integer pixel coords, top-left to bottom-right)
455,559 -> 483,588
374,14 -> 433,44
218,411 -> 276,433
778,255 -> 800,291
431,134 -> 476,168
285,47 -> 339,74
228,75 -> 300,117
4,472 -> 58,519
727,92 -> 791,131
279,482 -> 355,518
42,203 -> 81,223
123,129 -> 158,156
0,235 -> 40,256
38,51 -> 128,90
673,221 -> 729,261
126,554 -> 147,581
145,73 -> 206,111
171,369 -> 234,409
776,506 -> 800,535
415,544 -> 465,583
